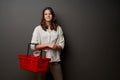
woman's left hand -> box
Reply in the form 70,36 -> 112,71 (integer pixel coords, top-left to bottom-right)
48,44 -> 61,50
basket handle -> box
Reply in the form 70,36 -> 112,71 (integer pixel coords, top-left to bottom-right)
27,43 -> 42,56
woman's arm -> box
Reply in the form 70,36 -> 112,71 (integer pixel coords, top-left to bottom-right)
35,43 -> 62,50
48,44 -> 62,50
35,43 -> 49,50
55,26 -> 65,50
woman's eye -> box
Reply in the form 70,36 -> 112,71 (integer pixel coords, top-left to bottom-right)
46,13 -> 51,15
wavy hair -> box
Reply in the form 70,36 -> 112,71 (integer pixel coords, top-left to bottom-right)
40,7 -> 58,31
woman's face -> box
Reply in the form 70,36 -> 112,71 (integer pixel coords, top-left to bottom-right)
44,9 -> 53,22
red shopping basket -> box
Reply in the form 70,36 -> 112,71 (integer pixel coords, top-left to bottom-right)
18,43 -> 51,72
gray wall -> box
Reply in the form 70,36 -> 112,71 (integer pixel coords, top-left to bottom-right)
0,0 -> 119,80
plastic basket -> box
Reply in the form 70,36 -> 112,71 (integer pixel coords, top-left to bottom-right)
18,43 -> 51,72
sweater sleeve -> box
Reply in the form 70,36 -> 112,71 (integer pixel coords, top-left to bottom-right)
31,27 -> 40,50
56,26 -> 65,49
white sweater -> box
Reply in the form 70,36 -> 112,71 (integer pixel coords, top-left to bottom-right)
31,25 -> 65,62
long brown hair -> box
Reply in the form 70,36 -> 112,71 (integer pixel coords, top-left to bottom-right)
40,7 -> 58,31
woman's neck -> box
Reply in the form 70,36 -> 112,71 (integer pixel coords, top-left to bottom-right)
46,21 -> 51,32
46,21 -> 51,27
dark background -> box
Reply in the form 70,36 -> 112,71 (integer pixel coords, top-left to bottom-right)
0,0 -> 119,80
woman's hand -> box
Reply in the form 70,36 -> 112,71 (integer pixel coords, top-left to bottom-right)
48,43 -> 61,50
35,43 -> 61,50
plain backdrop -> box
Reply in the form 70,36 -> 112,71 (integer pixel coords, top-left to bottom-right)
0,0 -> 119,80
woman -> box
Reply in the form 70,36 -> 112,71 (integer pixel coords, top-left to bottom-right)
31,7 -> 65,80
